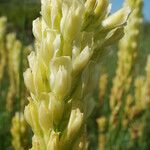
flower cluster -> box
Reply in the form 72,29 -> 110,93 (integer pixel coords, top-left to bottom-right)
24,0 -> 130,149
6,33 -> 22,111
110,0 -> 143,126
11,112 -> 28,150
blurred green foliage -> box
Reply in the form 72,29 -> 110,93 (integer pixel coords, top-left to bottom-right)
0,0 -> 40,43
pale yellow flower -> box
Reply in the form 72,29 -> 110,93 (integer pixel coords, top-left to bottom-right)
24,0 -> 130,149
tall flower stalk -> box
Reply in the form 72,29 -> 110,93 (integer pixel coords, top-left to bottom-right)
6,33 -> 22,112
123,56 -> 150,148
11,112 -> 29,150
24,0 -> 129,149
109,0 -> 143,147
109,0 -> 143,126
96,0 -> 143,149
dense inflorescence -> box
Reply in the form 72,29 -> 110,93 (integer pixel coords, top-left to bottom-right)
11,112 -> 28,150
23,0 -> 130,149
97,0 -> 145,149
6,33 -> 22,111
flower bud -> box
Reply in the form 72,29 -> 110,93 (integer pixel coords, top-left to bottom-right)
61,0 -> 84,56
48,93 -> 64,125
94,0 -> 109,17
73,46 -> 91,73
102,7 -> 130,29
27,53 -> 47,95
53,66 -> 71,99
41,0 -> 51,27
67,109 -> 83,139
33,18 -> 42,41
24,99 -> 42,136
24,103 -> 33,129
50,0 -> 62,30
31,57 -> 48,95
53,34 -> 61,57
39,100 -> 53,132
50,57 -> 72,99
24,68 -> 35,94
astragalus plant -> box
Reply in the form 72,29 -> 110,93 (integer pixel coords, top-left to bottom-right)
110,0 -> 143,111
11,112 -> 28,150
24,0 -> 130,149
6,33 -> 22,111
97,0 -> 143,149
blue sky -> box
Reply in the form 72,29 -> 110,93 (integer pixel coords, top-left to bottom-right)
110,0 -> 150,22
